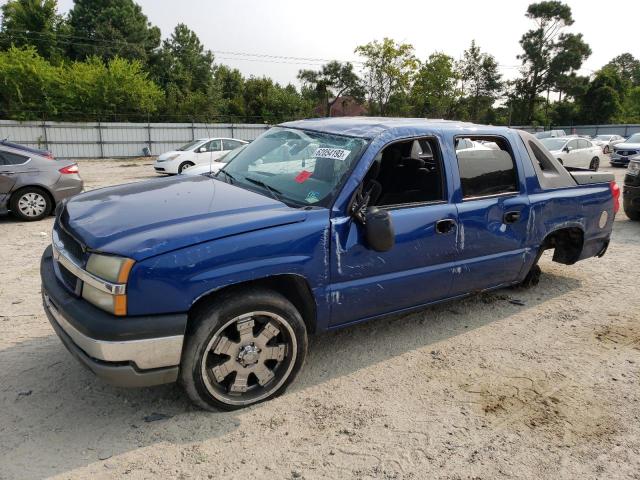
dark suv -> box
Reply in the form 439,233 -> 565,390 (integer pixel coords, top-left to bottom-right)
623,156 -> 640,220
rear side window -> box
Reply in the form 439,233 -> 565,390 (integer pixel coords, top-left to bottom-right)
578,139 -> 590,148
0,150 -> 29,165
455,136 -> 518,199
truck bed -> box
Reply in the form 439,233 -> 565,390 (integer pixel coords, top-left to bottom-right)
564,166 -> 614,185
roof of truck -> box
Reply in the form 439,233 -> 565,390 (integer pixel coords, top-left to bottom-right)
280,117 -> 513,139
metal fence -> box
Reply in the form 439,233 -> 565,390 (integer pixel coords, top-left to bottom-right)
514,124 -> 640,137
0,120 -> 270,159
2,119 -> 640,159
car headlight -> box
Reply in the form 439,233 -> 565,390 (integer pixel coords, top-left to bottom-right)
628,160 -> 640,176
165,153 -> 181,161
83,253 -> 134,316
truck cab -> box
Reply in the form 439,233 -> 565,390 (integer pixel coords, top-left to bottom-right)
41,118 -> 618,411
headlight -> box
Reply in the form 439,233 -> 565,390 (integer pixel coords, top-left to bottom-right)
165,153 -> 181,162
628,160 -> 640,176
83,253 -> 134,316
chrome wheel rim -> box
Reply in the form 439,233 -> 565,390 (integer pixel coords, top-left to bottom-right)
18,192 -> 47,217
201,311 -> 297,406
180,163 -> 193,172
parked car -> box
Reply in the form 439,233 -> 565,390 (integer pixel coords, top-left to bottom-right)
41,119 -> 618,411
1,138 -> 54,159
455,138 -> 492,151
591,134 -> 625,154
181,144 -> 247,176
610,133 -> 640,167
534,129 -> 566,139
154,138 -> 248,174
622,155 -> 640,220
1,144 -> 83,221
540,136 -> 603,170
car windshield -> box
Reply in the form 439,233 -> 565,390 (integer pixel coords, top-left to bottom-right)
594,135 -> 613,140
626,133 -> 640,143
219,127 -> 368,207
540,138 -> 566,150
177,140 -> 206,151
217,145 -> 246,163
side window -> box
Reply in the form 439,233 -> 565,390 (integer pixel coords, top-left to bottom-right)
567,139 -> 579,150
578,139 -> 589,149
222,139 -> 241,150
367,137 -> 445,207
0,151 -> 29,166
207,140 -> 221,152
455,136 -> 518,199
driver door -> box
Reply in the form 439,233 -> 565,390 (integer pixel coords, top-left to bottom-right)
563,139 -> 581,167
194,139 -> 221,165
328,137 -> 458,327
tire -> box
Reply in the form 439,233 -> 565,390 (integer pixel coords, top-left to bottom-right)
179,288 -> 308,411
604,145 -> 610,154
178,161 -> 195,174
589,157 -> 600,171
517,264 -> 541,289
624,206 -> 640,221
9,187 -> 52,221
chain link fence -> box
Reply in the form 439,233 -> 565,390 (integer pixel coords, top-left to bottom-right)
0,120 -> 270,158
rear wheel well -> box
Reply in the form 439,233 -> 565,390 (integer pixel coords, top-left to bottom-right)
541,227 -> 584,265
188,275 -> 317,334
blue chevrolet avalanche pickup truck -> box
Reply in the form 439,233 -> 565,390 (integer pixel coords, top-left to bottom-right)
41,118 -> 620,410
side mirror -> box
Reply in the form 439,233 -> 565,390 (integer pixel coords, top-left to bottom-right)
564,146 -> 572,153
364,207 -> 395,252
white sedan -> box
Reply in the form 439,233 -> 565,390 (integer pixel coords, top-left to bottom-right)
591,134 -> 625,154
540,137 -> 603,171
154,138 -> 248,174
181,145 -> 247,176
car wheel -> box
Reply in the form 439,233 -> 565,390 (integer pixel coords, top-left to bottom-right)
178,161 -> 195,174
180,288 -> 308,411
589,157 -> 600,171
10,187 -> 52,221
624,206 -> 640,221
604,145 -> 610,154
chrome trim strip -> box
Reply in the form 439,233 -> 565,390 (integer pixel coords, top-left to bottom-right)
44,294 -> 183,370
52,242 -> 127,295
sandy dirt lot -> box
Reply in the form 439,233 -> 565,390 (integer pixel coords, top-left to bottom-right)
0,159 -> 639,479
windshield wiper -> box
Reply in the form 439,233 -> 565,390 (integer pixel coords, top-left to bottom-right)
243,176 -> 283,202
216,169 -> 236,183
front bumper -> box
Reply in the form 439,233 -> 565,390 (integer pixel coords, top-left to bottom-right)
41,246 -> 187,387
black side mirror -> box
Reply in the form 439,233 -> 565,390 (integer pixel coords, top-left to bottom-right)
364,206 -> 395,252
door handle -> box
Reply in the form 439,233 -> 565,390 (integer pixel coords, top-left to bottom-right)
504,211 -> 521,224
436,218 -> 457,234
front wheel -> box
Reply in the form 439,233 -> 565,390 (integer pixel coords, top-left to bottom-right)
178,161 -> 195,174
180,289 -> 308,411
589,157 -> 600,171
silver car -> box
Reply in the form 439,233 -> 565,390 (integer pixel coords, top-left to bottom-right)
0,145 -> 83,221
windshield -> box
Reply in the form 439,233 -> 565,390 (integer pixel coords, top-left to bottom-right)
219,127 -> 368,207
217,145 -> 246,163
626,133 -> 640,143
177,140 -> 206,151
594,135 -> 613,140
540,138 -> 566,150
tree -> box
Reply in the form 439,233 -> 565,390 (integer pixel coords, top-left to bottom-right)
355,38 -> 417,116
297,61 -> 363,116
515,1 -> 590,123
213,65 -> 246,119
66,0 -> 160,64
410,52 -> 458,119
457,40 -> 502,122
579,69 -> 624,124
0,0 -> 65,62
604,53 -> 640,87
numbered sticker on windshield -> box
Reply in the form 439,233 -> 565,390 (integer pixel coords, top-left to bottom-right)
314,148 -> 351,161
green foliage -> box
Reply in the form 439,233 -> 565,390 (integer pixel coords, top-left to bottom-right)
0,46 -> 162,120
355,38 -> 418,116
410,53 -> 459,119
66,0 -> 160,63
0,0 -> 65,62
456,41 -> 502,123
298,61 -> 363,116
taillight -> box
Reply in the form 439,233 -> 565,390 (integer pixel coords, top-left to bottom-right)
59,164 -> 79,175
610,181 -> 620,214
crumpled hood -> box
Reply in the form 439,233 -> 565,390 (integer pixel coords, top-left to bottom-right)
60,175 -> 306,260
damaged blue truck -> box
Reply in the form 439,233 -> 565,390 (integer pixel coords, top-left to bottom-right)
41,118 -> 619,410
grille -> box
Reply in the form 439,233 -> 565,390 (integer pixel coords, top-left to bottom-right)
55,225 -> 84,263
616,150 -> 638,156
57,262 -> 80,293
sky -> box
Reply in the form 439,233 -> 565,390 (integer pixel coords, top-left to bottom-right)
54,0 -> 640,86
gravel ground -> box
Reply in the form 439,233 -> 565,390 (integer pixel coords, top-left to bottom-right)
0,158 -> 639,480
